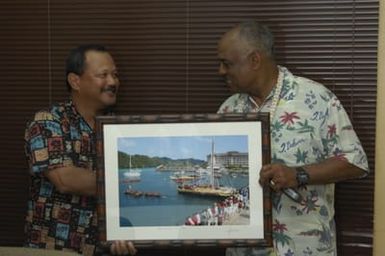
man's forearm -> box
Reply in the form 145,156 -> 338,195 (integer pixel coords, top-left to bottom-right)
44,166 -> 97,196
304,158 -> 367,185
260,158 -> 367,190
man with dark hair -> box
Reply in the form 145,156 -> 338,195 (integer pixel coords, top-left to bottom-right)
65,44 -> 109,91
24,44 -> 136,255
217,21 -> 369,256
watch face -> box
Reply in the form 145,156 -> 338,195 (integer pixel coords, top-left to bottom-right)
296,167 -> 309,186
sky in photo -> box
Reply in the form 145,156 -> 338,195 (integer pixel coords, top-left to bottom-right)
118,135 -> 248,161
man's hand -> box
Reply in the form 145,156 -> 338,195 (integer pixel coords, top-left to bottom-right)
259,164 -> 298,192
110,240 -> 137,255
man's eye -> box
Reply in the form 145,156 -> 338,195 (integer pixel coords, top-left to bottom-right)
222,61 -> 231,67
97,73 -> 107,78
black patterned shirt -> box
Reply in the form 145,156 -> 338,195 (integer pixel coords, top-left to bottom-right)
24,100 -> 98,255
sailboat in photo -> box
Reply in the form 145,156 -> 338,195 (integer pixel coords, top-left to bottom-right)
170,170 -> 199,183
177,139 -> 236,197
123,154 -> 141,182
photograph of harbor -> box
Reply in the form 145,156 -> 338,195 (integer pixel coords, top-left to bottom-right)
117,135 -> 250,227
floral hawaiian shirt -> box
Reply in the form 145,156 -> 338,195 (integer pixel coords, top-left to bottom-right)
219,66 -> 369,256
24,100 -> 98,255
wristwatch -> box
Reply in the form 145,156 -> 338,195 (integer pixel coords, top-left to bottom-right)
295,167 -> 310,187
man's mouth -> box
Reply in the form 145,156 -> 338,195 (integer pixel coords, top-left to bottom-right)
102,86 -> 117,94
225,78 -> 234,88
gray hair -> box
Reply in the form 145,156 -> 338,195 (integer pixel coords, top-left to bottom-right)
237,20 -> 274,57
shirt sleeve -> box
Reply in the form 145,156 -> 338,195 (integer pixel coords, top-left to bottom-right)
24,110 -> 72,175
321,93 -> 369,174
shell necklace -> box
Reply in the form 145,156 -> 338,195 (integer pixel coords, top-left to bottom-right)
250,69 -> 283,123
268,70 -> 284,123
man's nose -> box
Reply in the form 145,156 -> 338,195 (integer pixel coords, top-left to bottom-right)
107,74 -> 118,85
218,63 -> 227,75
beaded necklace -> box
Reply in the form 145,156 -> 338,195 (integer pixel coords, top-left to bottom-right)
250,69 -> 283,123
268,70 -> 284,123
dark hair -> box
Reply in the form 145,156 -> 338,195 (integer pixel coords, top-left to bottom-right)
238,20 -> 274,57
65,44 -> 108,91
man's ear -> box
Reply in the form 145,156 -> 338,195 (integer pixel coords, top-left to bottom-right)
67,73 -> 80,91
249,51 -> 262,70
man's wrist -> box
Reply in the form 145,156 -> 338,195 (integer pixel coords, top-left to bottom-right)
295,166 -> 310,187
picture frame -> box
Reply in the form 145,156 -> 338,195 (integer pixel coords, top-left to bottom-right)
95,113 -> 272,248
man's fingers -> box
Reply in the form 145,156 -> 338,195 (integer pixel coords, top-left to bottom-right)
110,240 -> 137,255
110,242 -> 117,255
119,240 -> 128,255
269,179 -> 278,191
259,164 -> 274,185
127,241 -> 137,255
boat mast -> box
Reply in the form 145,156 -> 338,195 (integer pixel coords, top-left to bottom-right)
210,138 -> 215,188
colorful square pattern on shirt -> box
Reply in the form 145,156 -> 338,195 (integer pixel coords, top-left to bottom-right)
24,100 -> 97,255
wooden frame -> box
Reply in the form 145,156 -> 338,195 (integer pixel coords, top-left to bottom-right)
96,113 -> 272,248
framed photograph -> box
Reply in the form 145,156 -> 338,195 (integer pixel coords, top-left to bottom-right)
96,113 -> 272,248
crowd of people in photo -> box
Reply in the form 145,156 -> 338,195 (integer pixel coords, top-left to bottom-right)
184,187 -> 249,226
